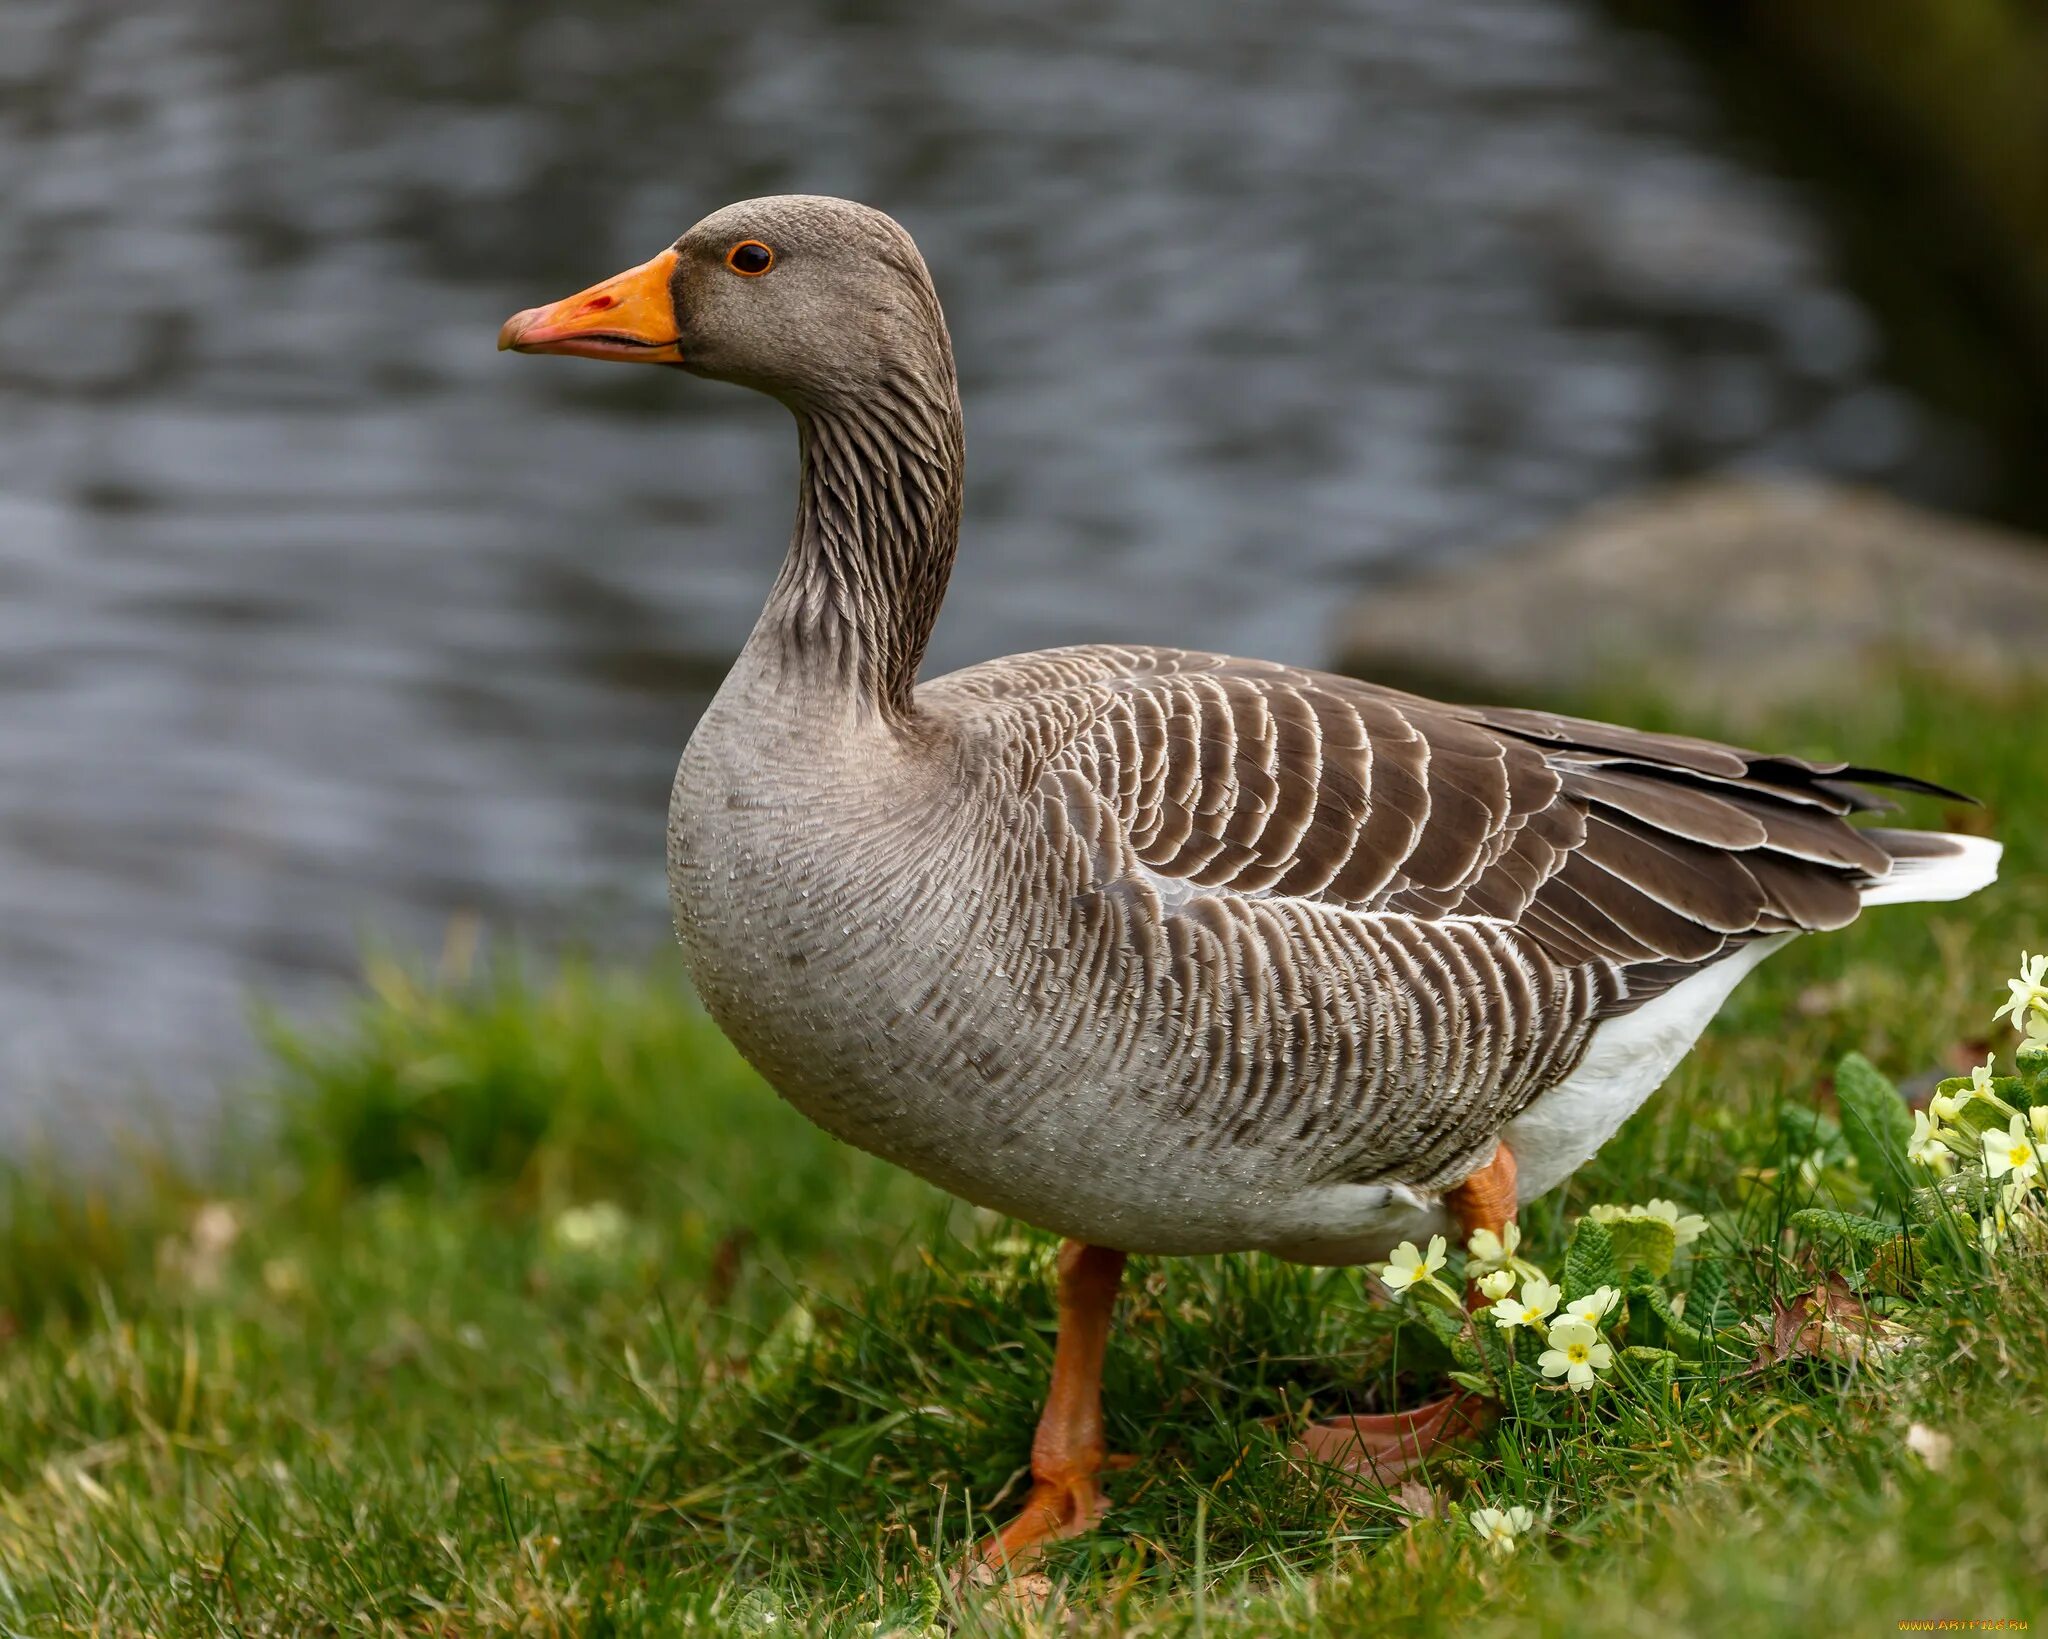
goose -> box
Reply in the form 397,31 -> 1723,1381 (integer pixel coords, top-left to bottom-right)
499,195 -> 2001,1568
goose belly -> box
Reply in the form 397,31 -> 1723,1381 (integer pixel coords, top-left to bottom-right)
667,823 -> 1462,1258
684,950 -> 1448,1260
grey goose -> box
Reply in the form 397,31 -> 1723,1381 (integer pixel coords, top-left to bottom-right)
499,195 -> 2002,1568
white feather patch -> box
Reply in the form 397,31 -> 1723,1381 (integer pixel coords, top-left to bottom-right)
1859,833 -> 2003,906
1504,935 -> 1793,1202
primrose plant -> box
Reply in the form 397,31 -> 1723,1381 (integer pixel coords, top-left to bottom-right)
1367,1189 -> 1717,1421
1354,951 -> 2048,1560
1362,955 -> 2048,1423
1903,951 -> 2048,1253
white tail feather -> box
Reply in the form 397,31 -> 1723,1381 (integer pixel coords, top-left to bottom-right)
1860,833 -> 2003,906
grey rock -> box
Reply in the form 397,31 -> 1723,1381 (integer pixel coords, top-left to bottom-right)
1331,478 -> 2048,718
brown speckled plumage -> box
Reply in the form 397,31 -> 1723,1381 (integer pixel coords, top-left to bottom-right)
517,195 -> 1996,1263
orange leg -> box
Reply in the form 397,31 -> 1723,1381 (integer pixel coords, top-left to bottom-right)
1294,1141 -> 1518,1481
1447,1141 -> 1518,1254
974,1240 -> 1128,1570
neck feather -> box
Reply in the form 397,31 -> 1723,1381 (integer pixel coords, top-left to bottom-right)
759,372 -> 964,720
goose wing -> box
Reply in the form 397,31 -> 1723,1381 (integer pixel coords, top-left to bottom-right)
960,645 -> 1948,997
926,645 -> 1962,1184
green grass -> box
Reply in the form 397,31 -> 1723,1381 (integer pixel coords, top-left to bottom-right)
0,670 -> 2043,1635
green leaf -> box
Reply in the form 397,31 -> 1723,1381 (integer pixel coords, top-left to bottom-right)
1643,1282 -> 1707,1357
1686,1256 -> 1731,1328
1788,1207 -> 1899,1247
1626,1286 -> 1653,1346
1604,1215 -> 1678,1279
1446,1369 -> 1495,1397
1561,1215 -> 1620,1302
2017,1037 -> 2048,1091
1679,1253 -> 1744,1343
1835,1053 -> 1914,1210
1416,1300 -> 1482,1369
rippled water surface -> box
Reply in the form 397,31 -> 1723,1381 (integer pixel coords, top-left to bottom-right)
0,0 -> 1993,1135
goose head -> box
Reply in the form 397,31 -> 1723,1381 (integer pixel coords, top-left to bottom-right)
497,195 -> 954,410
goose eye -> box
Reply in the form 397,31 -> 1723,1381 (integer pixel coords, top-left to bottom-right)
725,240 -> 774,276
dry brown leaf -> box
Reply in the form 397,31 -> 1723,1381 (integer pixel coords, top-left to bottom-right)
1391,1479 -> 1444,1522
1291,1393 -> 1493,1483
1747,1272 -> 1909,1373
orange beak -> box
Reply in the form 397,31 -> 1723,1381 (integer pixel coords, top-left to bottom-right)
497,248 -> 683,364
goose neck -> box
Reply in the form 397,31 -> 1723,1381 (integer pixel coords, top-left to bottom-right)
754,379 -> 965,721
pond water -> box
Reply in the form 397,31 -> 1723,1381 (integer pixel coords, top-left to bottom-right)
0,0 -> 1998,1140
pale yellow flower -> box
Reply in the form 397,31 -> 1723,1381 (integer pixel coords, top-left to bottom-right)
1468,1503 -> 1537,1558
1465,1220 -> 1520,1272
1905,1423 -> 1952,1471
551,1201 -> 631,1253
1643,1198 -> 1710,1246
1929,1090 -> 1965,1124
1906,1108 -> 1952,1173
1993,952 -> 2048,1034
1981,1200 -> 2013,1255
1953,1066 -> 2021,1138
1476,1269 -> 1517,1302
1375,1235 -> 1448,1299
1559,1285 -> 1620,1329
1588,1198 -> 1708,1246
1964,1059 -> 2013,1114
1489,1275 -> 1561,1332
1983,1115 -> 2043,1188
1537,1317 -> 1613,1390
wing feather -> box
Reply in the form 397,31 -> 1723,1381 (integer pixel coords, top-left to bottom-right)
914,644 -> 1969,1180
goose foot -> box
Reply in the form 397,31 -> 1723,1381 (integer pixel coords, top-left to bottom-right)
970,1240 -> 1128,1574
1296,1141 -> 1518,1482
965,1471 -> 1112,1582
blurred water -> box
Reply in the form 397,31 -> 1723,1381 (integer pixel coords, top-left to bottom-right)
0,0 -> 1994,1139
